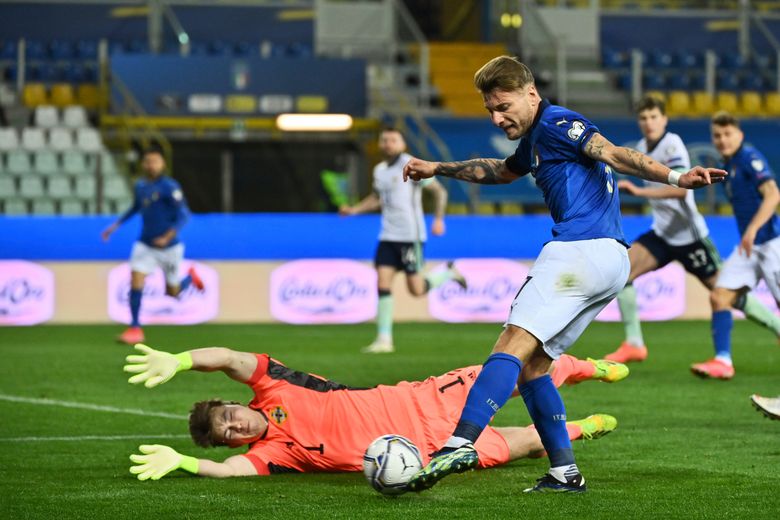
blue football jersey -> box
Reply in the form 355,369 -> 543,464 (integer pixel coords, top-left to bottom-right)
119,175 -> 190,247
505,100 -> 626,245
722,144 -> 780,245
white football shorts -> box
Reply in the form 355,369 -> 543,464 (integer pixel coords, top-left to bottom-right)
506,238 -> 629,359
129,241 -> 184,286
716,236 -> 780,303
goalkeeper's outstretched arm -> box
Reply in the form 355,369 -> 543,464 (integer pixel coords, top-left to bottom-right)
129,445 -> 258,480
124,344 -> 258,388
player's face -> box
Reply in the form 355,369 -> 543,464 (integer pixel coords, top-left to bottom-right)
212,404 -> 268,448
483,85 -> 540,140
637,108 -> 667,143
378,131 -> 406,158
711,123 -> 743,159
141,153 -> 166,178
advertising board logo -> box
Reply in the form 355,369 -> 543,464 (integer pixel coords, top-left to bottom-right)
596,263 -> 685,321
0,261 -> 55,326
108,262 -> 219,325
428,259 -> 529,323
270,260 -> 376,324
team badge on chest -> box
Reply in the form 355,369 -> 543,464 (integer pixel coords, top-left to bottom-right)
269,405 -> 289,425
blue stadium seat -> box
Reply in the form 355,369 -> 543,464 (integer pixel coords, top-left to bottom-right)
1,40 -> 17,60
189,42 -> 209,55
643,71 -> 666,91
741,73 -> 767,92
108,41 -> 128,55
288,42 -> 312,58
208,40 -> 231,56
676,50 -> 701,68
717,71 -> 740,91
666,72 -> 691,90
601,48 -> 628,69
617,71 -> 632,90
76,40 -> 98,60
688,71 -> 706,90
648,50 -> 674,69
721,52 -> 748,70
25,40 -> 47,60
50,40 -> 75,61
62,63 -> 86,83
753,53 -> 775,69
126,40 -> 148,54
233,41 -> 258,57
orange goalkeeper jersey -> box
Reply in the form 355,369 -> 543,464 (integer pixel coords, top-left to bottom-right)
240,354 -> 506,475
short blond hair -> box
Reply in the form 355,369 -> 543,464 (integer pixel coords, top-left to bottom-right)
711,110 -> 740,128
474,55 -> 535,94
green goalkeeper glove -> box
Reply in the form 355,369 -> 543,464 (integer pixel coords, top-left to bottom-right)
129,444 -> 199,481
123,344 -> 193,388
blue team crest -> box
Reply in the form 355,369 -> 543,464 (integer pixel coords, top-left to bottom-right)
567,121 -> 586,141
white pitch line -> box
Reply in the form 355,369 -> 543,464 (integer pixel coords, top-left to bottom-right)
0,434 -> 190,442
0,394 -> 187,420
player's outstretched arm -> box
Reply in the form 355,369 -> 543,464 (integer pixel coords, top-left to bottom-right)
129,445 -> 257,480
339,192 -> 381,216
124,344 -> 258,388
583,133 -> 726,188
404,156 -> 520,185
424,178 -> 448,235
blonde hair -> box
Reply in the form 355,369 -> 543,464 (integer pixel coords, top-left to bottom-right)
474,55 -> 535,94
711,110 -> 740,128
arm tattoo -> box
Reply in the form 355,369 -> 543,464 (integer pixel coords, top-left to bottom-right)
585,138 -> 606,160
434,158 -> 506,184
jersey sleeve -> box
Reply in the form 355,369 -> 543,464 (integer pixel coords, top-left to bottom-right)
745,150 -> 775,187
166,179 -> 190,231
664,134 -> 691,171
242,442 -> 304,475
505,140 -> 532,176
540,115 -> 600,160
117,183 -> 141,224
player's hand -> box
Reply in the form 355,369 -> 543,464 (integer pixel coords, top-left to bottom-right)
431,217 -> 445,236
152,233 -> 172,247
678,166 -> 727,189
101,223 -> 118,242
403,157 -> 438,182
124,344 -> 193,388
339,205 -> 355,216
129,444 -> 198,481
617,179 -> 639,195
739,228 -> 757,258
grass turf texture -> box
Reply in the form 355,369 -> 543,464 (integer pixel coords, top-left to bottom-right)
1,322 -> 779,519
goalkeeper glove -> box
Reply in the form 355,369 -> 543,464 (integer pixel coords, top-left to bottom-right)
129,444 -> 199,481
124,343 -> 193,388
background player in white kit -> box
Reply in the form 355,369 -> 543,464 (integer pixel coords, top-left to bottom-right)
340,128 -> 465,353
605,96 -> 780,363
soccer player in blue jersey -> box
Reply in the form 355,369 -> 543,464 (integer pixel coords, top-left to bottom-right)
402,56 -> 724,493
101,148 -> 203,345
690,112 -> 780,380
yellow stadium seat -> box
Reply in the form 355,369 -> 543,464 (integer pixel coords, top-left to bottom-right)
50,83 -> 75,107
740,91 -> 763,117
765,92 -> 780,116
77,84 -> 100,110
716,92 -> 739,113
22,83 -> 48,108
666,91 -> 691,117
691,91 -> 715,116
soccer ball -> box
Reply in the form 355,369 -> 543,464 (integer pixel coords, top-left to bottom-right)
362,434 -> 423,496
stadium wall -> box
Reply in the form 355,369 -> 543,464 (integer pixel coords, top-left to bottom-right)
0,214 -> 766,326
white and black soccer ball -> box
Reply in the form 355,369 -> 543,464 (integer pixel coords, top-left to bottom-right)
362,434 -> 423,496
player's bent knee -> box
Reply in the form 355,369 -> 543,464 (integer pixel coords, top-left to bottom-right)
710,287 -> 736,310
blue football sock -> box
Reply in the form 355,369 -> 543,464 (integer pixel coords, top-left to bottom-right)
179,274 -> 192,293
452,353 -> 522,443
129,289 -> 142,327
519,375 -> 575,468
711,310 -> 733,360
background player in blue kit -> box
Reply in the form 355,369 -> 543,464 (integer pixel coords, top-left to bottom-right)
101,148 -> 203,345
402,56 -> 724,493
691,112 -> 780,380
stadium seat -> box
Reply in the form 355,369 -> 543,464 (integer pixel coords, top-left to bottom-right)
63,106 -> 88,128
19,176 -> 45,198
666,91 -> 692,117
666,73 -> 691,90
22,83 -> 48,108
716,92 -> 739,113
0,177 -> 15,197
103,177 -> 130,199
691,91 -> 715,116
676,50 -> 701,68
716,72 -> 740,91
21,127 -> 46,151
6,150 -> 32,175
76,40 -> 98,60
34,105 -> 60,128
31,198 -> 56,214
0,128 -> 19,151
74,176 -> 96,199
765,92 -> 780,115
740,91 -> 763,117
643,72 -> 666,91
77,84 -> 99,110
648,50 -> 674,69
3,198 -> 28,215
95,151 -> 119,176
76,128 -> 102,152
33,150 -> 59,176
602,48 -> 628,69
50,83 -> 76,107
62,150 -> 90,175
47,176 -> 72,198
50,40 -> 75,61
48,127 -> 75,151
59,198 -> 84,215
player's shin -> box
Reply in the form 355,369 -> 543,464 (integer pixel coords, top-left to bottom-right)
376,290 -> 393,343
617,284 -> 644,347
129,289 -> 142,327
519,375 -> 579,482
736,293 -> 780,336
711,310 -> 734,363
446,353 -> 522,448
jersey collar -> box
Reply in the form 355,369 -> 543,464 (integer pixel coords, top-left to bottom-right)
646,131 -> 667,154
530,98 -> 550,133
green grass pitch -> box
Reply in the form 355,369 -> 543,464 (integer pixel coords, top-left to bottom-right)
1,321 -> 779,519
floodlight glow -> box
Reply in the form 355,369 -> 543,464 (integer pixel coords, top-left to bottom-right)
275,113 -> 353,131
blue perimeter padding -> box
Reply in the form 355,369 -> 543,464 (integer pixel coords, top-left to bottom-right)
0,214 -> 741,261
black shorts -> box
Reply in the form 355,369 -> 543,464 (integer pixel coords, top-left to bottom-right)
634,230 -> 721,283
374,241 -> 424,274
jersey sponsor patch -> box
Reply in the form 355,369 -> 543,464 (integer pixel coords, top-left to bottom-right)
269,405 -> 288,425
172,189 -> 183,201
567,121 -> 586,141
751,159 -> 765,172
